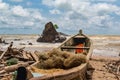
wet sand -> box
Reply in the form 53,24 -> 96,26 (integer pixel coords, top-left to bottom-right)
0,35 -> 120,80
89,35 -> 120,80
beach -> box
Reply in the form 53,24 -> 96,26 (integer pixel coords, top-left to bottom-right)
90,35 -> 120,80
0,35 -> 120,80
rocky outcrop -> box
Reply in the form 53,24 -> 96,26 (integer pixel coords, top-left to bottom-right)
0,38 -> 2,43
37,22 -> 66,43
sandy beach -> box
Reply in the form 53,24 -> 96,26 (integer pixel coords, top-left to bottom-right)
90,35 -> 120,80
0,35 -> 120,80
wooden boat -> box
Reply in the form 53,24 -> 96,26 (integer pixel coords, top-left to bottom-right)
30,30 -> 93,80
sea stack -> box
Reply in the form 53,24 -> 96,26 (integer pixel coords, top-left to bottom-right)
37,22 -> 66,43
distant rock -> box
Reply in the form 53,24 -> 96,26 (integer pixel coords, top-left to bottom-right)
28,42 -> 32,45
0,38 -> 2,43
37,22 -> 66,43
0,38 -> 6,44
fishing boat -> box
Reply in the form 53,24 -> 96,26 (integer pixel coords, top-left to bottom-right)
30,30 -> 93,80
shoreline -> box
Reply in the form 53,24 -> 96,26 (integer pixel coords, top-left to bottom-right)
0,34 -> 120,57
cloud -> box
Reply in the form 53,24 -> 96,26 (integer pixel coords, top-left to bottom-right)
11,6 -> 30,17
10,0 -> 23,2
0,0 -> 120,34
42,0 -> 120,34
0,1 -> 9,10
0,1 -> 45,28
49,9 -> 61,14
90,0 -> 116,2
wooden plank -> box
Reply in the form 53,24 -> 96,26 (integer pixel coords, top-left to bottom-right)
0,42 -> 14,60
61,46 -> 89,49
74,36 -> 85,38
30,52 -> 39,62
0,48 -> 8,60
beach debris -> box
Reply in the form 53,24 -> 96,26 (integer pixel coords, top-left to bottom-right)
104,60 -> 120,79
0,42 -> 37,80
37,49 -> 86,69
86,64 -> 95,80
28,42 -> 32,45
19,43 -> 26,45
14,38 -> 21,41
6,58 -> 18,66
37,22 -> 66,43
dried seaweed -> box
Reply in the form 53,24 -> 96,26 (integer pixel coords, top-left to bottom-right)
38,49 -> 86,69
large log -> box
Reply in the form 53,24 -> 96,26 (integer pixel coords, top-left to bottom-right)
0,61 -> 34,74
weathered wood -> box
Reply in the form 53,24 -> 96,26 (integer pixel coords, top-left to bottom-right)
61,46 -> 90,49
0,42 -> 13,60
0,48 -> 8,60
11,55 -> 30,61
30,52 -> 39,62
0,61 -> 34,74
74,35 -> 85,38
22,51 -> 30,60
0,63 -> 28,74
26,53 -> 33,60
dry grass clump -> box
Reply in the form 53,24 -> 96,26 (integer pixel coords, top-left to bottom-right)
37,49 -> 86,69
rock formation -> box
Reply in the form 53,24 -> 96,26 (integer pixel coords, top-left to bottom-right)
37,22 -> 66,43
0,38 -> 2,43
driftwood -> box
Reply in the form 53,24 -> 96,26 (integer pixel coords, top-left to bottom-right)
0,42 -> 38,80
22,51 -> 30,60
0,61 -> 34,74
104,60 -> 120,80
11,55 -> 30,61
26,53 -> 33,60
0,49 -> 8,60
30,52 -> 39,62
0,42 -> 13,60
0,73 -> 12,77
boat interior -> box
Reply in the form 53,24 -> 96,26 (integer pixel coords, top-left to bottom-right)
60,35 -> 90,54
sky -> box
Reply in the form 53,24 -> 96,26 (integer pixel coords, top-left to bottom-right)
0,0 -> 120,35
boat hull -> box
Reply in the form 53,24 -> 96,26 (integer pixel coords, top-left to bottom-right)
30,32 -> 93,80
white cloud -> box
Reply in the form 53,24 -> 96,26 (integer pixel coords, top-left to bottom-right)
0,1 -> 45,29
24,21 -> 34,26
10,0 -> 23,2
42,0 -> 55,6
90,0 -> 116,2
31,10 -> 44,20
49,9 -> 61,14
42,0 -> 120,34
0,0 -> 120,34
11,6 -> 30,17
0,1 -> 9,10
